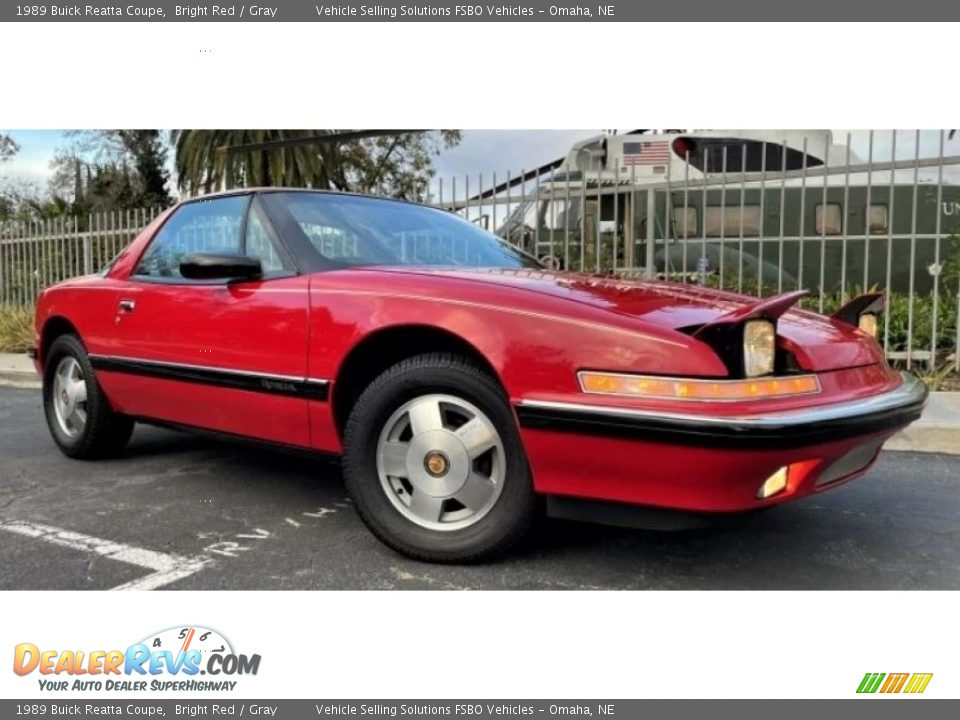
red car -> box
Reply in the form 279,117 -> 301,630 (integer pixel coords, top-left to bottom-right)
31,189 -> 927,562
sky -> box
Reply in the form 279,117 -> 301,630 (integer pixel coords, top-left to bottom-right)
0,129 -> 601,193
2,129 -> 957,197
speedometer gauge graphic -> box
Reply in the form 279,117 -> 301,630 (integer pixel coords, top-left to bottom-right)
138,626 -> 234,657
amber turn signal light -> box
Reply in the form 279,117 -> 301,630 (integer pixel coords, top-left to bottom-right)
578,371 -> 820,401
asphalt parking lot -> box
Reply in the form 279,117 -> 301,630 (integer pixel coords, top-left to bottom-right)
1,385 -> 958,590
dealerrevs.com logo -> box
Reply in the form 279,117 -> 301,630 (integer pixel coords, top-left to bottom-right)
13,626 -> 261,693
857,673 -> 933,694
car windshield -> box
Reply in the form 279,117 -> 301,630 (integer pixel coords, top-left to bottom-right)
269,191 -> 541,269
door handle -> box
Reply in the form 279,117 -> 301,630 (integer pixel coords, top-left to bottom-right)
118,299 -> 136,313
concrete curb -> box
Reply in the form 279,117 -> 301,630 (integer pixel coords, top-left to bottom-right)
0,354 -> 956,455
0,372 -> 40,390
884,391 -> 959,455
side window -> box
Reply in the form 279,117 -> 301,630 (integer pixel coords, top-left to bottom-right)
704,205 -> 761,237
815,203 -> 843,235
244,202 -> 289,273
135,196 -> 248,278
865,204 -> 888,233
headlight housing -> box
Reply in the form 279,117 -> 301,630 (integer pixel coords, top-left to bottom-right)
743,319 -> 776,377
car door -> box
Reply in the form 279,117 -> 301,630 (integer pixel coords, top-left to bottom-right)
93,194 -> 314,448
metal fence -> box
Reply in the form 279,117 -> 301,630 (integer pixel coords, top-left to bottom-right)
0,208 -> 163,306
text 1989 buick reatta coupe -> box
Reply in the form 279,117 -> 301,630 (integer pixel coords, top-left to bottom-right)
32,189 -> 927,561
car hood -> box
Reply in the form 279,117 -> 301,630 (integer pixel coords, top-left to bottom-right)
382,267 -> 882,371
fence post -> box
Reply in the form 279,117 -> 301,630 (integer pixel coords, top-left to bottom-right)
83,213 -> 93,275
644,188 -> 656,278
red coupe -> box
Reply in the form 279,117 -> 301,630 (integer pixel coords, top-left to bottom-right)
31,189 -> 927,561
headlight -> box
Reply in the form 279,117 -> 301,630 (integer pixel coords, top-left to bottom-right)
858,312 -> 878,338
743,319 -> 775,377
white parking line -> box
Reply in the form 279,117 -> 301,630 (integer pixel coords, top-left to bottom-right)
0,520 -> 209,591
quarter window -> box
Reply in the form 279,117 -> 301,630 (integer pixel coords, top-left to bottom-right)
135,196 -> 248,278
244,202 -> 288,273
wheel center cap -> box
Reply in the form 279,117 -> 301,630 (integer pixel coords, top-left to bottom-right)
61,389 -> 70,404
424,451 -> 450,477
405,430 -> 469,498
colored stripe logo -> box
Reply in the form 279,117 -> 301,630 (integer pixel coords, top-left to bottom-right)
857,672 -> 933,694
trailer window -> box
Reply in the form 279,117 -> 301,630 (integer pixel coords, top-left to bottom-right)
676,139 -> 824,174
866,204 -> 888,233
672,207 -> 698,238
704,206 -> 761,237
816,203 -> 842,235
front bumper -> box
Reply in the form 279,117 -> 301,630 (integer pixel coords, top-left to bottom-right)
516,372 -> 927,448
515,372 -> 927,512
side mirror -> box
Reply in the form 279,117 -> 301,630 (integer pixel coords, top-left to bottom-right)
179,253 -> 262,281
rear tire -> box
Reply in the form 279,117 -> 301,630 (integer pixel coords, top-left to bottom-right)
342,353 -> 536,563
43,334 -> 134,459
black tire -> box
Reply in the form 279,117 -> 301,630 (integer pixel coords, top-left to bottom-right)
342,353 -> 536,563
42,334 -> 134,459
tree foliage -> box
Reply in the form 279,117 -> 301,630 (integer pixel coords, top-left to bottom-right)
171,130 -> 461,199
0,133 -> 19,163
49,130 -> 173,212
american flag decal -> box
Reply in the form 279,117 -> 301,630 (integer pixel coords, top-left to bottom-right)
623,140 -> 671,166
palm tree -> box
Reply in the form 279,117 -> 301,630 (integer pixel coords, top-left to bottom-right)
172,130 -> 349,196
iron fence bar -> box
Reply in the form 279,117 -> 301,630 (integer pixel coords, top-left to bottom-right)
700,152 -> 708,284
594,167 -> 601,274
562,167 -> 569,270
932,130 -> 944,369
662,147 -> 673,278
883,131 -> 897,356
818,137 -> 830,312
840,133 -> 852,301
547,167 -> 555,265
16,224 -> 23,306
738,144 -> 746,293
612,163 -> 619,273
682,152 -> 690,282
758,143 -> 768,297
777,140 -> 787,294
580,168 -> 586,272
906,130 -> 920,370
59,216 -> 67,284
629,162 -> 636,271
491,172 -> 497,236
534,168 -> 541,258
0,224 -> 6,305
719,146 -> 728,288
505,170 -> 511,247
478,173 -> 483,232
863,130 -> 874,290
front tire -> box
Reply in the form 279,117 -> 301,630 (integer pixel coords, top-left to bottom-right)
342,353 -> 536,563
43,334 -> 134,459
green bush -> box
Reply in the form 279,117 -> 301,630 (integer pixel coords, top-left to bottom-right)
0,304 -> 34,353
